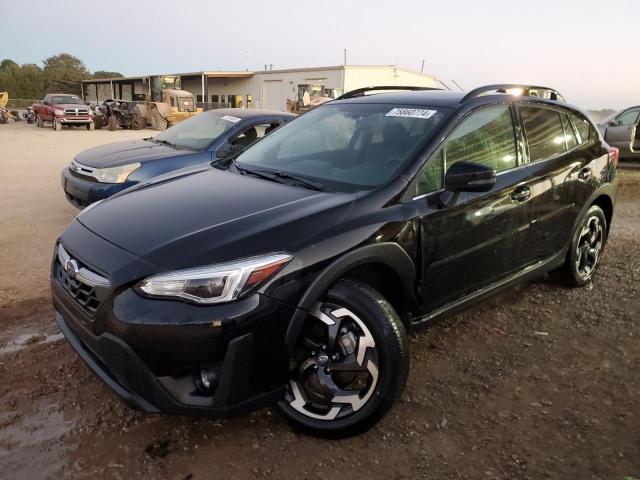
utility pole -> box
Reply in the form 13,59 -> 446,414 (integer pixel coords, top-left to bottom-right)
421,59 -> 425,73
343,49 -> 347,65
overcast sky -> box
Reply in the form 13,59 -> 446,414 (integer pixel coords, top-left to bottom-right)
3,0 -> 638,109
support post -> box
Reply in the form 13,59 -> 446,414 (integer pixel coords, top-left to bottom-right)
201,73 -> 206,111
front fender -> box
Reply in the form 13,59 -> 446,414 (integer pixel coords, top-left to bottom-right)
284,242 -> 415,353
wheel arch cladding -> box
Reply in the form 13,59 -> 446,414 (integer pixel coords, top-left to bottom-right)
284,243 -> 416,353
591,194 -> 613,234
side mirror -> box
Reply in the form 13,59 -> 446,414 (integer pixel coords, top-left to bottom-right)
43,101 -> 49,105
445,161 -> 496,192
216,142 -> 245,158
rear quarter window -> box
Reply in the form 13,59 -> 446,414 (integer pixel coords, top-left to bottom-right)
568,111 -> 594,145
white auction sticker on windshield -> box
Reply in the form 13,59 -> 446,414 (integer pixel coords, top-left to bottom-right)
385,108 -> 437,120
221,115 -> 241,123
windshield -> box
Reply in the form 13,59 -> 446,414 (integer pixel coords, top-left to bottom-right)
51,95 -> 84,105
236,103 -> 449,192
153,111 -> 239,150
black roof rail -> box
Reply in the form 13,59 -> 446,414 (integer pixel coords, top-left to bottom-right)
460,84 -> 566,103
336,85 -> 442,100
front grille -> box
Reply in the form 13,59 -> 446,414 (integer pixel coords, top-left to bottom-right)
54,244 -> 110,316
69,160 -> 97,181
64,108 -> 90,116
177,97 -> 195,112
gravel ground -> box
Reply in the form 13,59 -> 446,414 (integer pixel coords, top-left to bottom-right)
0,122 -> 638,479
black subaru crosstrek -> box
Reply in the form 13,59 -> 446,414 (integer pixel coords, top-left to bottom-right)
51,84 -> 618,437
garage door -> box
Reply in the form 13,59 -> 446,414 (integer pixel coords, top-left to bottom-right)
263,80 -> 283,111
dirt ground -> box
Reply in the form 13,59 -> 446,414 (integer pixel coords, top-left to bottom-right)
0,122 -> 638,480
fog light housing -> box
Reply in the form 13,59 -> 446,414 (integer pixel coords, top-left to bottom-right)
194,367 -> 218,394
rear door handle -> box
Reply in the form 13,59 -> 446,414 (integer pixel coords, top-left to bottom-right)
511,186 -> 531,202
578,167 -> 591,181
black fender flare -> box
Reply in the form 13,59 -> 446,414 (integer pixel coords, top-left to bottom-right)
572,182 -> 617,239
284,242 -> 416,353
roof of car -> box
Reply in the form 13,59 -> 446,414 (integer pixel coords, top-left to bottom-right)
207,108 -> 296,119
331,88 -> 574,110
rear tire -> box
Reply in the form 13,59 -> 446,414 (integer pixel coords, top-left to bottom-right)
277,279 -> 409,438
107,115 -> 118,131
555,205 -> 607,287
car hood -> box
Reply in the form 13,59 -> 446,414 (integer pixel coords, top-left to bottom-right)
75,139 -> 194,168
77,168 -> 356,269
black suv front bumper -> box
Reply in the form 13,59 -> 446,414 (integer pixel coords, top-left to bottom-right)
54,307 -> 284,417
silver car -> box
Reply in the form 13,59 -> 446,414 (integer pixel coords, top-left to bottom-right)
598,106 -> 640,160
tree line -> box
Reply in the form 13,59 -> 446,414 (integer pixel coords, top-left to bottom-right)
0,53 -> 123,99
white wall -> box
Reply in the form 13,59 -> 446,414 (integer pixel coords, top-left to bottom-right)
250,68 -> 344,111
343,66 -> 437,92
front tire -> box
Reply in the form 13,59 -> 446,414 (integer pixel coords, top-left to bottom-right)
52,117 -> 61,131
278,280 -> 409,437
556,205 -> 607,287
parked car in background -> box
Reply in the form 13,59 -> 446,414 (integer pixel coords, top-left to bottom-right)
52,85 -> 618,437
33,94 -> 94,131
61,108 -> 295,207
598,105 -> 640,160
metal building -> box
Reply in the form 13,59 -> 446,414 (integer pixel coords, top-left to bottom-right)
81,65 -> 439,112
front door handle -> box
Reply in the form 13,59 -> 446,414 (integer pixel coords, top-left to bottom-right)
511,186 -> 531,203
578,167 -> 591,181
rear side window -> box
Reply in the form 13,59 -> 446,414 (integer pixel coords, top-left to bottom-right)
520,107 -> 567,162
569,111 -> 593,145
560,113 -> 578,149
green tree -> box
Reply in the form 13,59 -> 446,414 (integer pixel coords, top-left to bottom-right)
42,53 -> 90,95
93,70 -> 124,79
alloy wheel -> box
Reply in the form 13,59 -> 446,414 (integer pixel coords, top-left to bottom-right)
286,302 -> 379,421
575,214 -> 604,280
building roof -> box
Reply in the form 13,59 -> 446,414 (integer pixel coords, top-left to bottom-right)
83,65 -> 436,84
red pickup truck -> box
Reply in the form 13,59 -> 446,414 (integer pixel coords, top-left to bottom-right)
33,94 -> 94,131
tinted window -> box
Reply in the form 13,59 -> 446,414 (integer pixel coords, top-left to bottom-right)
417,149 -> 445,194
237,103 -> 449,192
569,111 -> 593,145
444,106 -> 517,173
520,107 -> 567,162
616,108 -> 640,126
560,113 -> 578,149
415,106 -> 516,196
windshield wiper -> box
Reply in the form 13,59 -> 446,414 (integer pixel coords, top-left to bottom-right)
214,159 -> 328,192
270,171 -> 328,191
152,139 -> 180,149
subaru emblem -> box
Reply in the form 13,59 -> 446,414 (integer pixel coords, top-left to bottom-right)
65,259 -> 79,279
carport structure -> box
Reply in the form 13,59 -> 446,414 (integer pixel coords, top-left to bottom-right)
82,71 -> 255,111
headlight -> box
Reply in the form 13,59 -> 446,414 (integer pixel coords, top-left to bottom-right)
136,253 -> 292,304
93,162 -> 141,183
55,110 -> 64,116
